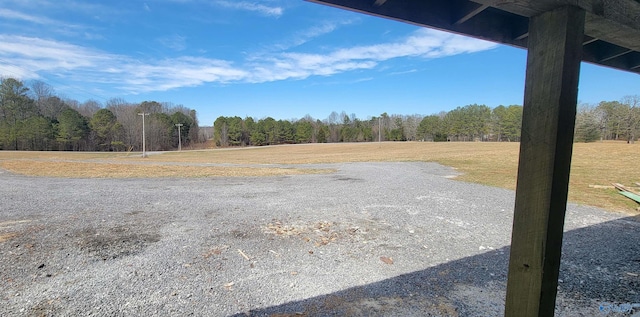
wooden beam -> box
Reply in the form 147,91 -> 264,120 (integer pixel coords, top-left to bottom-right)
469,0 -> 640,51
602,0 -> 640,31
505,5 -> 585,317
623,52 -> 640,70
584,40 -> 635,62
514,32 -> 529,40
600,48 -> 633,62
470,0 -> 640,30
307,0 -> 529,49
583,40 -> 640,71
454,3 -> 489,25
582,36 -> 598,45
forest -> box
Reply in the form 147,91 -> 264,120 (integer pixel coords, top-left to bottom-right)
0,78 -> 200,151
1,77 -> 639,151
213,97 -> 640,146
214,105 -> 521,146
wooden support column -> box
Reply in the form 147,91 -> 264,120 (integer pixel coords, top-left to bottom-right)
505,6 -> 585,317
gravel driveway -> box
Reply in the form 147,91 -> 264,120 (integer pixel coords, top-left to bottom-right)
0,162 -> 638,316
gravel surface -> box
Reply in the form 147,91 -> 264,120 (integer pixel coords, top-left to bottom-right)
0,161 -> 638,316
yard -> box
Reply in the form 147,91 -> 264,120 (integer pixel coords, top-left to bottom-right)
1,141 -> 638,213
0,142 -> 638,316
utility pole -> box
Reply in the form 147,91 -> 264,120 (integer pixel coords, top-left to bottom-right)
378,117 -> 381,142
138,112 -> 149,158
175,123 -> 183,151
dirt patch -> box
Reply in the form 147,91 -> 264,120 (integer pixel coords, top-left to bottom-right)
265,220 -> 362,247
230,229 -> 253,239
0,232 -> 18,243
202,245 -> 230,259
0,220 -> 34,243
29,297 -> 66,317
76,226 -> 161,261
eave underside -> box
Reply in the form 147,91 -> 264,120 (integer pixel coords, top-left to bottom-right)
309,0 -> 640,74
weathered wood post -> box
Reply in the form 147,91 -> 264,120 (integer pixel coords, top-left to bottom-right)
505,5 -> 585,317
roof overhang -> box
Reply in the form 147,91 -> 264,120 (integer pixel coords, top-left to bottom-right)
308,0 -> 640,74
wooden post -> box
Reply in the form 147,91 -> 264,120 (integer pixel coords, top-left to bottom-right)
505,6 -> 585,317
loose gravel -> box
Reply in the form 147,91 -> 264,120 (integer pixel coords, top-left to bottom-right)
0,162 -> 638,316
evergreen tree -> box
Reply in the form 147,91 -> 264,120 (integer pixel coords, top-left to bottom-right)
56,108 -> 89,151
295,120 -> 313,143
90,109 -> 123,151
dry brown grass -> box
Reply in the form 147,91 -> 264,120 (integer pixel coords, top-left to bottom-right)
0,160 -> 332,178
0,141 -> 638,213
0,151 -> 124,160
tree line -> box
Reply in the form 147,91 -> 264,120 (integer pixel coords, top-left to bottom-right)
0,77 -> 200,151
575,96 -> 640,143
213,96 -> 640,147
213,104 -> 524,146
2,76 -> 638,151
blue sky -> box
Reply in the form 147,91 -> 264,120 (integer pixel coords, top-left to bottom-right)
1,0 -> 639,126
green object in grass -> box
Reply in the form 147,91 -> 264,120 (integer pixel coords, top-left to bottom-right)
618,190 -> 640,204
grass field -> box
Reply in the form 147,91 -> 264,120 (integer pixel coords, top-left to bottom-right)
0,141 -> 638,214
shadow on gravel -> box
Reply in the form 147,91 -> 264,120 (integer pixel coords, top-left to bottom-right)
233,215 -> 640,316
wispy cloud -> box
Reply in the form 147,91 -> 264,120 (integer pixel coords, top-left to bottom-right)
215,1 -> 283,17
157,34 -> 187,51
0,28 -> 497,94
0,8 -> 56,25
117,57 -> 248,92
272,19 -> 355,51
390,69 -> 418,76
247,28 -> 497,82
0,7 -> 102,40
352,77 -> 374,83
0,35 -> 245,94
0,35 -> 102,70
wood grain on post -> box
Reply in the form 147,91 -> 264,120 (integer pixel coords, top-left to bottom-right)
505,6 -> 585,317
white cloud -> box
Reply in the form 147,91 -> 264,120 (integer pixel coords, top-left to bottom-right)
215,1 -> 283,17
0,63 -> 38,79
327,28 -> 496,62
0,35 -> 246,94
246,28 -> 497,82
0,35 -> 102,70
117,57 -> 248,93
0,28 -> 496,95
